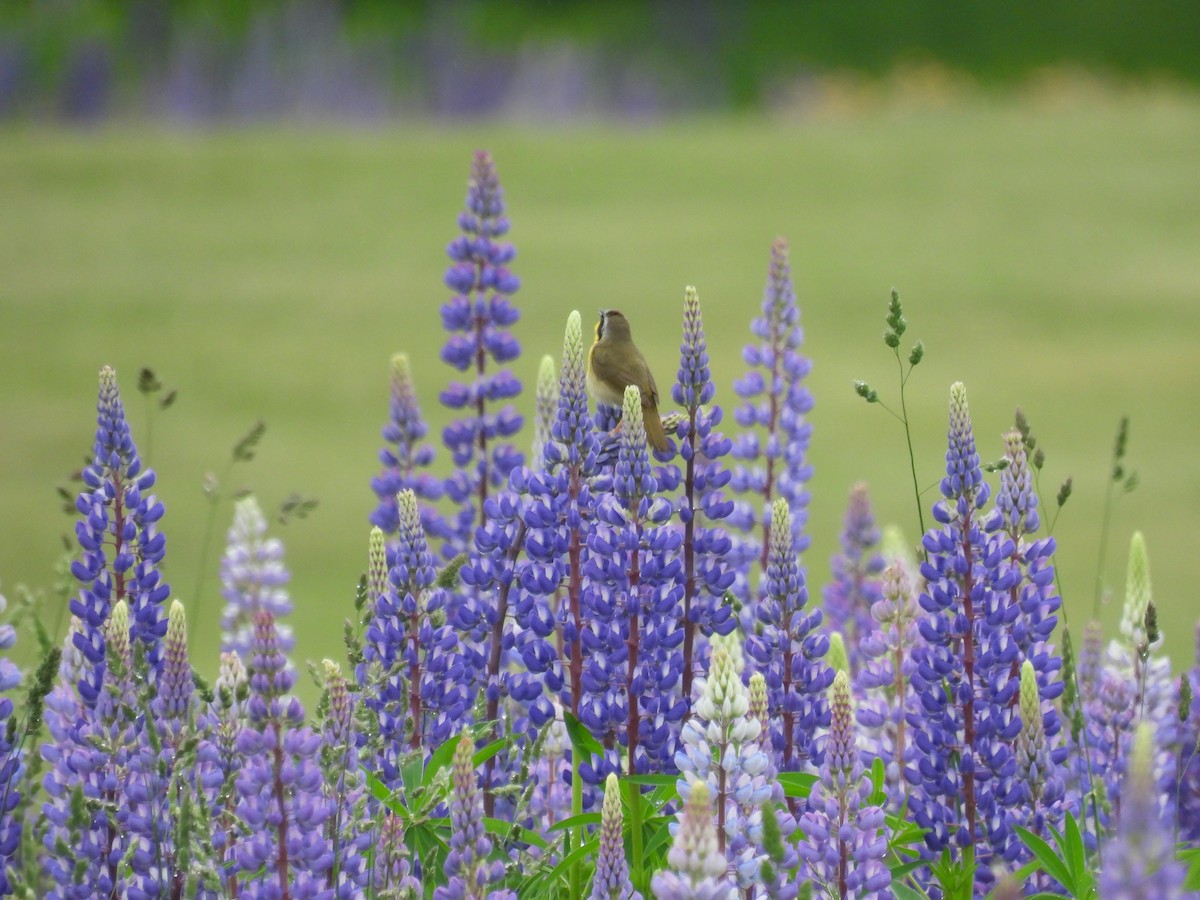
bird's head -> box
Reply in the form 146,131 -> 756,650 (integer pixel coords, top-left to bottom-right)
596,309 -> 631,343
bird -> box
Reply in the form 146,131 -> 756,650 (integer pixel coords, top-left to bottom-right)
586,309 -> 670,452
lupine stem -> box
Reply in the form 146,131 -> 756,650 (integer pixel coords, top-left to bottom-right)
483,521 -> 526,818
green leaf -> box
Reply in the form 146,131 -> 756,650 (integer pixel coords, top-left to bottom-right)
1183,845 -> 1200,890
1014,825 -> 1074,892
1062,812 -> 1088,883
892,882 -> 929,900
546,812 -> 602,834
422,732 -> 468,789
471,735 -> 510,770
777,771 -> 817,798
563,711 -> 605,762
483,817 -> 550,850
622,774 -> 678,787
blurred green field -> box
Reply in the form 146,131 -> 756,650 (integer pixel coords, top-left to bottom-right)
3,89 -> 1199,695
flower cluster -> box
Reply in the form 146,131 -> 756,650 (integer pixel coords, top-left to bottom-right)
729,238 -> 815,592
798,671 -> 891,898
822,483 -> 885,668
219,494 -> 294,658
369,352 -> 448,548
70,366 -> 169,704
745,498 -> 832,772
11,152 -> 1200,900
439,150 -> 524,554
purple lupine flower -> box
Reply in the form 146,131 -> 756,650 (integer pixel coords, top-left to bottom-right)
233,609 -> 332,897
0,591 -> 22,896
728,238 -> 814,597
520,310 -> 599,722
70,366 -> 169,705
674,635 -> 773,891
1085,533 -> 1174,828
907,383 -> 1018,885
671,286 -> 737,703
798,671 -> 892,899
1098,723 -> 1193,897
1179,623 -> 1200,842
440,150 -> 524,556
374,812 -> 421,897
41,601 -> 139,897
528,707 -> 572,843
744,497 -> 831,773
822,483 -> 884,669
592,772 -> 642,900
1013,660 -> 1063,830
459,482 -> 530,817
318,660 -> 369,897
985,430 -> 1068,866
746,672 -> 800,899
209,650 -> 249,895
125,599 -> 200,894
363,493 -> 464,771
856,560 -> 923,811
433,731 -> 516,900
531,354 -> 559,472
219,494 -> 294,659
580,385 -> 684,780
370,352 -> 449,547
650,780 -> 736,900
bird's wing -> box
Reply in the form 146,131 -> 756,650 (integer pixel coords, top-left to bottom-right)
593,343 -> 658,404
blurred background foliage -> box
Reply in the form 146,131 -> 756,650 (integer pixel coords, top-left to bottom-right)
1,0 -> 1199,121
2,1 -> 1198,701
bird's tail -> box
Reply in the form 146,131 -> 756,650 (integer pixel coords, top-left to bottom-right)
643,403 -> 670,453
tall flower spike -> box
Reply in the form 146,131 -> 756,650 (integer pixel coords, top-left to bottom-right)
671,286 -> 737,704
219,494 -> 294,659
0,591 -> 21,895
729,238 -> 815,597
822,482 -> 884,669
592,772 -> 641,900
440,150 -> 524,555
909,382 -> 1020,887
434,731 -> 516,900
520,310 -> 599,723
580,383 -> 683,779
532,353 -> 559,471
675,635 -> 775,891
744,497 -> 831,772
70,366 -> 169,704
364,489 -> 461,771
856,559 -> 923,809
233,609 -> 332,895
1098,722 -> 1190,896
370,352 -> 448,549
798,671 -> 891,899
651,780 -> 736,900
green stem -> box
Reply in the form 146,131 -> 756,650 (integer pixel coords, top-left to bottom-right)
1092,475 -> 1117,621
569,755 -> 583,898
624,778 -> 645,895
896,351 -> 927,554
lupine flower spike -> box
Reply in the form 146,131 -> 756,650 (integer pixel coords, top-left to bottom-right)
798,671 -> 892,899
592,772 -> 641,900
1098,722 -> 1192,896
729,238 -> 814,596
220,494 -> 294,659
434,731 -> 516,900
651,780 -> 736,900
70,366 -> 169,705
671,286 -> 737,702
440,150 -> 524,554
370,352 -> 448,549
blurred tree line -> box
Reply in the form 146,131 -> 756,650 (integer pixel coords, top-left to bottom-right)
1,0 -> 1197,121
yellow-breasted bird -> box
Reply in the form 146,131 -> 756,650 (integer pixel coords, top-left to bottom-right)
586,309 -> 669,452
